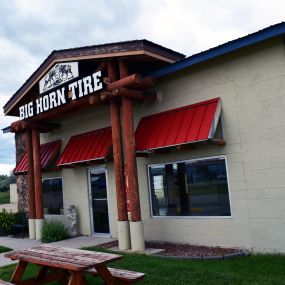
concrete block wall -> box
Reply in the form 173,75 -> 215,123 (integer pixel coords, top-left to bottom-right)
134,38 -> 285,252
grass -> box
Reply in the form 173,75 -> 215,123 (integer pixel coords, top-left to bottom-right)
1,246 -> 285,284
0,246 -> 12,253
0,192 -> 10,204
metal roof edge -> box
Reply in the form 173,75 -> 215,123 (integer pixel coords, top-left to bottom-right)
147,22 -> 285,78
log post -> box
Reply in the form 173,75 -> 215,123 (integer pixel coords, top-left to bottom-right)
108,61 -> 131,250
32,129 -> 44,240
25,130 -> 36,239
119,60 -> 145,252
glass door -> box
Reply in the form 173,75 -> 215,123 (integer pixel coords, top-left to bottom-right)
89,168 -> 110,234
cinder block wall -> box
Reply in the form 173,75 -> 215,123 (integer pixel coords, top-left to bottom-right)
134,38 -> 285,253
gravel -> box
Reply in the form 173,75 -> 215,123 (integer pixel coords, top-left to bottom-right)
99,240 -> 245,258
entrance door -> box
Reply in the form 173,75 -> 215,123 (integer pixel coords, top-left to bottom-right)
89,168 -> 110,234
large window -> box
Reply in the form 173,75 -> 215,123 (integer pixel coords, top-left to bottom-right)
42,178 -> 64,215
148,156 -> 231,217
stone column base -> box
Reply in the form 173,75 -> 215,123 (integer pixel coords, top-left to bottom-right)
35,219 -> 44,240
130,221 -> 145,252
117,221 -> 131,250
28,219 -> 35,239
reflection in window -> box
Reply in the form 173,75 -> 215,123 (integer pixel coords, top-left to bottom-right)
149,157 -> 231,217
43,178 -> 64,215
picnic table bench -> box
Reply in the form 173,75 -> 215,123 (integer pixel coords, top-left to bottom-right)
4,245 -> 145,285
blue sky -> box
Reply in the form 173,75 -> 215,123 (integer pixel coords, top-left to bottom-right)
0,0 -> 284,175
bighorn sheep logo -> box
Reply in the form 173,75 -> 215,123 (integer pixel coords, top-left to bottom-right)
43,64 -> 74,92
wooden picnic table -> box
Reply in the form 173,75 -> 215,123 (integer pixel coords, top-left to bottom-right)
4,244 -> 125,285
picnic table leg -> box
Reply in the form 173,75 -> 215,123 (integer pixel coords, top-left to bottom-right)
95,265 -> 116,285
10,261 -> 28,284
67,271 -> 88,285
35,266 -> 49,282
58,270 -> 70,285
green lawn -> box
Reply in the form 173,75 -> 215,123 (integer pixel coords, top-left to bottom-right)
0,246 -> 12,253
0,192 -> 10,204
1,247 -> 285,285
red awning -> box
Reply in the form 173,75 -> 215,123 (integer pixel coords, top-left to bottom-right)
57,127 -> 112,166
14,140 -> 61,174
135,98 -> 222,151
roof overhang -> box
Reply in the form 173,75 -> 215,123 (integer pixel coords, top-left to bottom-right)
4,40 -> 185,116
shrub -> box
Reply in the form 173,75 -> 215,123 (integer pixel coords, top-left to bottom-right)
41,220 -> 69,243
0,209 -> 18,234
0,210 -> 27,235
0,245 -> 12,253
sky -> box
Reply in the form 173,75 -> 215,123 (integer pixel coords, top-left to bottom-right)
0,0 -> 284,175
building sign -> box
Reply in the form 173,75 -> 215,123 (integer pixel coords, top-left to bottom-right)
19,64 -> 103,120
39,62 -> 79,94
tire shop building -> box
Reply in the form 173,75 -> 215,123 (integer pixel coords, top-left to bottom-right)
3,22 -> 285,253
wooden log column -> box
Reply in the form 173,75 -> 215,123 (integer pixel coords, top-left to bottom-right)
119,60 -> 145,252
32,129 -> 44,240
25,130 -> 36,239
108,61 -> 130,250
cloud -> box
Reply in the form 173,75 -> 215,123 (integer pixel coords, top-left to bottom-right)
0,164 -> 14,176
136,0 -> 285,55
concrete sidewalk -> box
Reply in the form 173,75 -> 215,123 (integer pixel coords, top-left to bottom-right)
0,235 -> 114,266
0,204 -> 17,213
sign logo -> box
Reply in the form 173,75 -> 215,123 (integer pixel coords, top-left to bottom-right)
39,62 -> 79,94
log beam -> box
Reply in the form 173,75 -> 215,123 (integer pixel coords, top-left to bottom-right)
112,87 -> 157,101
106,74 -> 141,91
25,131 -> 36,221
21,121 -> 60,132
108,61 -> 128,222
32,129 -> 44,220
119,60 -> 142,222
11,121 -> 60,133
134,77 -> 155,89
120,60 -> 145,251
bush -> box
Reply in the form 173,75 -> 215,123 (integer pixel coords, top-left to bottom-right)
0,209 -> 21,234
0,245 -> 12,253
41,220 -> 69,243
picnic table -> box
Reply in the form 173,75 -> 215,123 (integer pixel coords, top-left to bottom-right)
4,245 -> 144,285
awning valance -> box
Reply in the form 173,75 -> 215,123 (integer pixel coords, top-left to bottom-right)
14,140 -> 61,174
135,98 -> 222,151
57,127 -> 112,166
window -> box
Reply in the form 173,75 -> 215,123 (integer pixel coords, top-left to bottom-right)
42,178 -> 64,215
148,156 -> 231,217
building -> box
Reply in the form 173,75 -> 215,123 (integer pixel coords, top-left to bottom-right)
3,22 -> 285,253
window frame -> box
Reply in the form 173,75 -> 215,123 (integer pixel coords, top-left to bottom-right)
147,155 -> 232,219
42,176 -> 64,216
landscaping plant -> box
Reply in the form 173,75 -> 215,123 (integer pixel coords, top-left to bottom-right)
0,209 -> 25,234
41,219 -> 69,243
